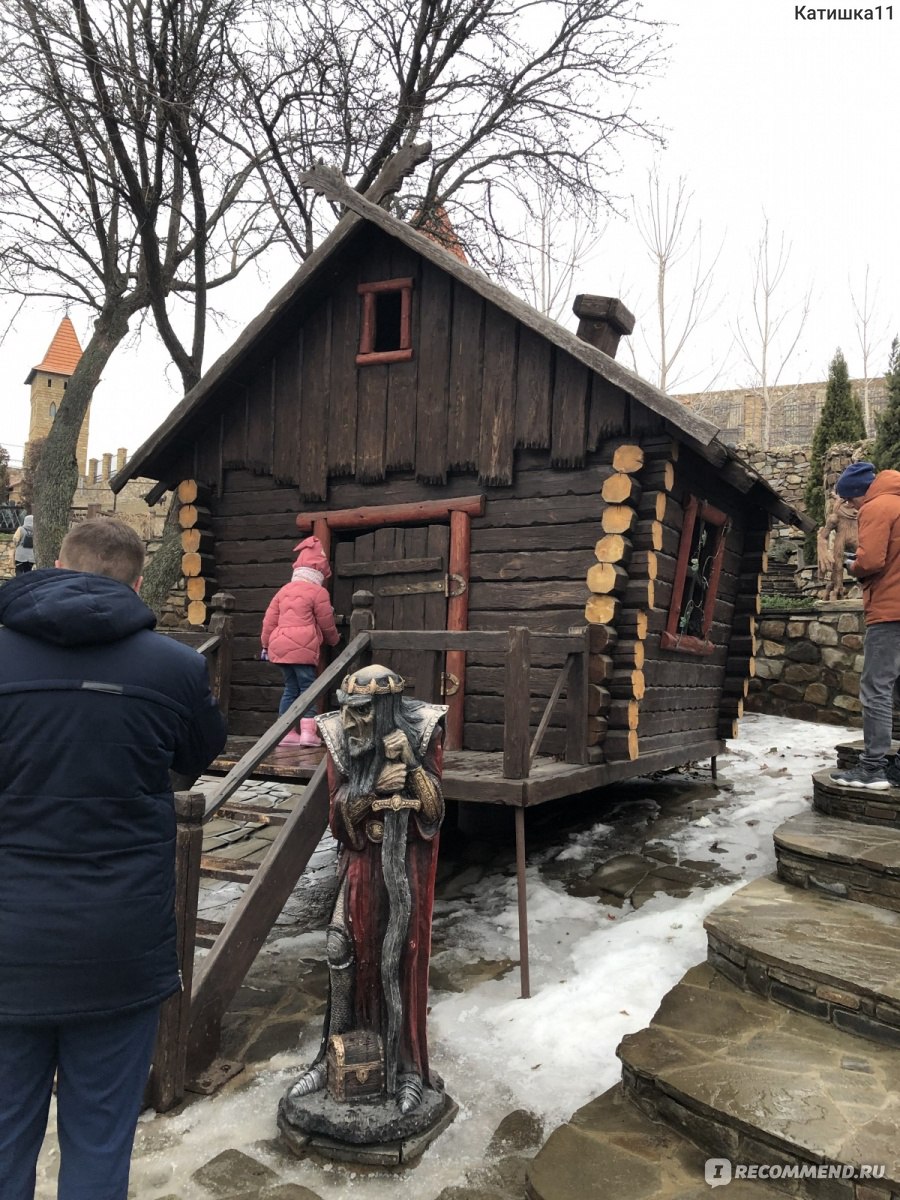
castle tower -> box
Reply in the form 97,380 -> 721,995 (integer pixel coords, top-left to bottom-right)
24,316 -> 88,476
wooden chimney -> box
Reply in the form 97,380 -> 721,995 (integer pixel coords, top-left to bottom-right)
572,295 -> 635,360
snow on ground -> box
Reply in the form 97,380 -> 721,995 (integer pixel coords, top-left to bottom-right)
37,713 -> 850,1199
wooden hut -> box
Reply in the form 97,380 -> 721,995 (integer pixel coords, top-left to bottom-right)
113,173 -> 809,801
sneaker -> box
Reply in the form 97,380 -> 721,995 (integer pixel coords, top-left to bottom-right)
830,764 -> 891,790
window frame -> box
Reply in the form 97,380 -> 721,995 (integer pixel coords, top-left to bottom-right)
356,277 -> 414,365
660,495 -> 730,657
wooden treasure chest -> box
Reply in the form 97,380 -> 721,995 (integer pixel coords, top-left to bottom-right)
326,1030 -> 384,1102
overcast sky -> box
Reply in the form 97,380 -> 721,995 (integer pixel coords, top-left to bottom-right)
1,0 -> 895,468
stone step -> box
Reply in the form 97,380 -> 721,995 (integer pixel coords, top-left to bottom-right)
813,769 -> 900,828
526,1084 -> 784,1200
775,809 -> 900,914
618,962 -> 900,1199
705,874 -> 900,1046
836,739 -> 900,770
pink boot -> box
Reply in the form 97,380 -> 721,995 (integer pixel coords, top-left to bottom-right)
297,717 -> 322,747
279,726 -> 305,746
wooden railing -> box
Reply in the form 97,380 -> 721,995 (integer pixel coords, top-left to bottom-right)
148,623 -> 589,1108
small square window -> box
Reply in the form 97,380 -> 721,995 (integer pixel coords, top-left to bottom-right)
356,277 -> 414,365
660,496 -> 730,656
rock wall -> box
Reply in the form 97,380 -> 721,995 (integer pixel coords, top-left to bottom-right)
746,602 -> 864,727
678,376 -> 886,447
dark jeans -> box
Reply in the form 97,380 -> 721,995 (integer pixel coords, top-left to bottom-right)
279,662 -> 317,718
859,621 -> 900,770
0,1004 -> 160,1200
15,561 -> 34,574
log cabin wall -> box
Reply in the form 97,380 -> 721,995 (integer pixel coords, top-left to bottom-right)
212,454 -> 619,743
597,438 -> 749,763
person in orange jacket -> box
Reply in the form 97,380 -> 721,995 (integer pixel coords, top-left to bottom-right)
830,461 -> 900,790
261,536 -> 340,747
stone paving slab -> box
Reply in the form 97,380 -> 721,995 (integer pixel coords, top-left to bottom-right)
705,874 -> 900,1044
776,810 -> 900,913
618,962 -> 900,1195
526,1084 -> 786,1200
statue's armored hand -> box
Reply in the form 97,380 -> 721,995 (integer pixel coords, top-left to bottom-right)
374,760 -> 408,794
383,729 -> 416,766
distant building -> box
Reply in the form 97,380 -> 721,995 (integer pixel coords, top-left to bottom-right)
676,378 -> 887,448
8,317 -> 166,543
23,316 -> 89,475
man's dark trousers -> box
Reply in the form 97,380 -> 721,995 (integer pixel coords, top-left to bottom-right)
0,1005 -> 159,1200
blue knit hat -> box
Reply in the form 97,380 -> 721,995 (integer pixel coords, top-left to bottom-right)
835,461 -> 876,499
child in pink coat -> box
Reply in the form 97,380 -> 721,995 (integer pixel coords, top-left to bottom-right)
261,536 -> 340,746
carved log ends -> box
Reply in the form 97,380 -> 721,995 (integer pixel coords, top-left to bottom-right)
178,480 -> 217,625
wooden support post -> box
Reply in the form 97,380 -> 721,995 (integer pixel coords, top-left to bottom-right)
148,790 -> 205,1112
503,626 -> 531,779
312,516 -> 331,565
446,509 -> 471,751
711,754 -> 718,782
515,806 -> 531,1000
349,590 -> 376,641
566,626 -> 590,765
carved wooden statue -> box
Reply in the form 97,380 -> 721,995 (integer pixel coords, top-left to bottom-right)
816,493 -> 859,601
278,664 -> 455,1162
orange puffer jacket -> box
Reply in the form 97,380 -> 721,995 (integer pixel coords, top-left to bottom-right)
261,577 -> 340,664
852,470 -> 900,624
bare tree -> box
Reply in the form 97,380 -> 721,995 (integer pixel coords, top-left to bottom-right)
0,0 -> 277,567
631,170 -> 722,393
229,0 -> 664,283
733,216 -> 811,450
513,172 -> 605,321
850,265 -> 888,434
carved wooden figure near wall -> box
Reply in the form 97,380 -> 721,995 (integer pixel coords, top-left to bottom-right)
278,664 -> 456,1164
816,493 -> 859,601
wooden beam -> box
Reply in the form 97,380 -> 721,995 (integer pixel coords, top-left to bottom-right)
296,494 -> 485,532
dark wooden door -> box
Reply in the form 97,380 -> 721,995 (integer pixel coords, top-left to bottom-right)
333,523 -> 450,702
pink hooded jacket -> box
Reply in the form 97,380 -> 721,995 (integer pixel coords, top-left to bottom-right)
260,537 -> 340,665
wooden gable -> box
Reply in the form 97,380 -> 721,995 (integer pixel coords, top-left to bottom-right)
151,227 -> 640,502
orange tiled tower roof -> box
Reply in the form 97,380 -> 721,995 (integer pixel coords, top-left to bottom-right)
24,316 -> 83,384
417,206 -> 468,264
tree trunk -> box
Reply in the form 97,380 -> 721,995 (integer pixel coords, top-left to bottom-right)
140,496 -> 183,619
32,307 -> 132,566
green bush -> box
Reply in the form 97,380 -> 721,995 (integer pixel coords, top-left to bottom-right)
760,593 -> 815,612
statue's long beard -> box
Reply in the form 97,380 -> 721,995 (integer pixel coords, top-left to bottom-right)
345,744 -> 386,801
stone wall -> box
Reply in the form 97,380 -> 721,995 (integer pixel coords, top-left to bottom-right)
746,602 -> 864,727
678,377 -> 886,448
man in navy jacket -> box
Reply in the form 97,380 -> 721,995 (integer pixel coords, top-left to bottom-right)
0,518 -> 227,1200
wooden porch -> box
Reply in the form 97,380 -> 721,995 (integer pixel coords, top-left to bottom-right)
212,737 -> 723,808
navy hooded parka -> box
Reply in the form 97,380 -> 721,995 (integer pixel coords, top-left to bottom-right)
0,568 -> 227,1024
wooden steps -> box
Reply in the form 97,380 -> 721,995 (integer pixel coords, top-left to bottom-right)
618,962 -> 900,1198
706,873 -> 900,1045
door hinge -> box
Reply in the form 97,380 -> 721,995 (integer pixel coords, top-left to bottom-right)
445,573 -> 467,598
